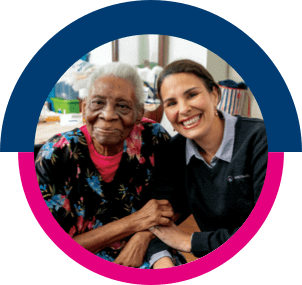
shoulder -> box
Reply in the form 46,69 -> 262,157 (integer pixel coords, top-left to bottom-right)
235,116 -> 266,136
37,128 -> 86,161
49,127 -> 86,148
234,116 -> 267,150
58,127 -> 86,144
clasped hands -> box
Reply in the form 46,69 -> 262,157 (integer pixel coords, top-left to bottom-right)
114,199 -> 191,268
114,199 -> 174,267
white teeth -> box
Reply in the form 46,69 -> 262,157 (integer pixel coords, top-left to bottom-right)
182,115 -> 201,126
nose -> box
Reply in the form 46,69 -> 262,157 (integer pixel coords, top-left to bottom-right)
99,104 -> 118,121
178,99 -> 191,115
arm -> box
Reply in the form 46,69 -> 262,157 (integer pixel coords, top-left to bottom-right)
150,123 -> 268,257
250,123 -> 268,203
72,211 -> 148,254
35,138 -> 174,255
151,131 -> 192,225
150,223 -> 239,257
73,198 -> 174,254
153,257 -> 175,269
113,231 -> 155,267
149,223 -> 192,253
146,130 -> 192,264
114,231 -> 175,268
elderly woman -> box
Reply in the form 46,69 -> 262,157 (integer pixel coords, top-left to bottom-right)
35,62 -> 185,269
146,59 -> 268,266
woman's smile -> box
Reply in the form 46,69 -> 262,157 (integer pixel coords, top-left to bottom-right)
161,73 -> 219,142
180,114 -> 202,129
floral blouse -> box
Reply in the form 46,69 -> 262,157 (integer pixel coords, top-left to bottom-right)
35,119 -> 171,268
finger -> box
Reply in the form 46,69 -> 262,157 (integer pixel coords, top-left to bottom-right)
161,210 -> 174,219
157,199 -> 172,206
159,217 -> 172,227
159,205 -> 173,212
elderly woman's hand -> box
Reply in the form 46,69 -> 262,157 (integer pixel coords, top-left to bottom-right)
132,199 -> 174,232
72,199 -> 173,255
113,231 -> 154,268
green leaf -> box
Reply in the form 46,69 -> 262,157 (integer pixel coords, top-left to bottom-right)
118,184 -> 126,192
43,193 -> 52,200
51,154 -> 58,165
49,184 -> 56,196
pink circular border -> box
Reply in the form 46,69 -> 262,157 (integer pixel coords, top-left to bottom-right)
18,152 -> 283,284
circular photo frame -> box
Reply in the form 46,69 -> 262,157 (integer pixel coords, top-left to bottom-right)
1,1 -> 301,284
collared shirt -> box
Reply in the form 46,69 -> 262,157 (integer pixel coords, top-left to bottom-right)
185,111 -> 238,168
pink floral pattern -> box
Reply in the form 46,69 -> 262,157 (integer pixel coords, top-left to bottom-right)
53,137 -> 70,148
62,197 -> 71,212
139,157 -> 146,164
125,124 -> 144,160
149,153 -> 155,166
69,225 -> 76,237
36,121 -> 170,264
136,186 -> 143,195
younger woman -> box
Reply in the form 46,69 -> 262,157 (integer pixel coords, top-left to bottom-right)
147,59 -> 268,266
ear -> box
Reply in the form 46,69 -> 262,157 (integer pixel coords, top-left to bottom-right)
211,87 -> 219,107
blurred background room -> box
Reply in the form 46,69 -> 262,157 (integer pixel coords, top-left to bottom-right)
36,34 -> 262,144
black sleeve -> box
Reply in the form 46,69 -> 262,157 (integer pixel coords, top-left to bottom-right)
144,125 -> 175,261
250,123 -> 268,202
146,133 -> 193,262
151,134 -> 192,221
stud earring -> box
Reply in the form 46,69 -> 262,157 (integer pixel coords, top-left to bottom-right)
214,107 -> 218,116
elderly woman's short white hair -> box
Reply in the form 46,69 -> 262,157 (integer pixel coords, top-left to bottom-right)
73,62 -> 145,105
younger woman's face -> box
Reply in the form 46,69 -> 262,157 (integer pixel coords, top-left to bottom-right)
161,73 -> 219,142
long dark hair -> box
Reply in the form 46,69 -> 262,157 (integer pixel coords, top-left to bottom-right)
157,59 -> 221,102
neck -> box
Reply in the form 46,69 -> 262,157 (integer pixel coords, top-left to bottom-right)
194,116 -> 225,158
93,140 -> 123,156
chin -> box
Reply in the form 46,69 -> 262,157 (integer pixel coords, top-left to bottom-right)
178,126 -> 203,139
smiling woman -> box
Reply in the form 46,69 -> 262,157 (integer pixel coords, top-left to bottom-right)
160,72 -> 224,163
35,62 -> 186,269
147,59 -> 268,258
83,76 -> 143,156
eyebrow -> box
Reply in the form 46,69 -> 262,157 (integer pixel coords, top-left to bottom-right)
89,94 -> 132,104
89,94 -> 105,98
163,87 -> 199,104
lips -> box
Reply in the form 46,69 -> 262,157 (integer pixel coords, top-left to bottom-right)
94,127 -> 121,134
180,114 -> 202,129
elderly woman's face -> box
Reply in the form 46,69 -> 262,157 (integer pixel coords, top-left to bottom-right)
83,75 -> 143,155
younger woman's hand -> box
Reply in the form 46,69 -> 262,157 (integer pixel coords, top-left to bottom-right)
149,222 -> 192,253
